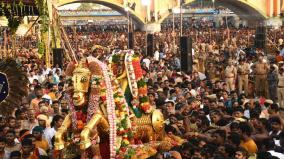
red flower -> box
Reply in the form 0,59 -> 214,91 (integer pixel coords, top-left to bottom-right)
76,112 -> 82,119
81,115 -> 87,123
120,147 -> 127,152
138,87 -> 147,95
77,120 -> 84,130
141,103 -> 150,112
132,60 -> 143,79
101,96 -> 106,101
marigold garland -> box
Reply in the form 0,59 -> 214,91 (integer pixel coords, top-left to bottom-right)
128,52 -> 153,113
109,51 -> 153,114
110,68 -> 134,156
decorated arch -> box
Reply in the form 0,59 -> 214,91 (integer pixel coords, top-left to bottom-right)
57,0 -> 145,25
159,0 -> 268,24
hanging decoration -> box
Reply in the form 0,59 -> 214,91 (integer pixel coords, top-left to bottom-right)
109,51 -> 153,117
35,0 -> 50,66
0,0 -> 39,57
125,51 -> 153,113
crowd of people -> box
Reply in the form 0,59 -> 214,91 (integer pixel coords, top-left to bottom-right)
1,18 -> 284,159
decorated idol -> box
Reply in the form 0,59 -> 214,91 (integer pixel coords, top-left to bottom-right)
54,51 -> 184,159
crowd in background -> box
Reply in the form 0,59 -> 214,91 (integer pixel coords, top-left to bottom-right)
0,19 -> 284,159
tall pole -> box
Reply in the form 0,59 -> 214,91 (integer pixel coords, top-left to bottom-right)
173,12 -> 175,53
180,1 -> 183,36
127,9 -> 130,34
127,9 -> 131,49
75,21 -> 79,52
142,0 -> 150,56
146,18 -> 148,56
4,29 -> 7,58
173,12 -> 175,31
225,9 -> 229,40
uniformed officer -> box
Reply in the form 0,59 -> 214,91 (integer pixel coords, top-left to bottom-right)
225,60 -> 237,92
253,53 -> 269,98
206,62 -> 217,82
237,58 -> 250,95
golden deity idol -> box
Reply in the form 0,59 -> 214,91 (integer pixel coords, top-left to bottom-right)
54,56 -> 179,159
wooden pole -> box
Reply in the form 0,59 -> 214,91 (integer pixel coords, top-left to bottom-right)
4,29 -> 7,58
173,12 -> 175,53
12,34 -> 16,58
24,16 -> 39,37
46,25 -> 51,68
52,5 -> 76,62
180,1 -> 183,36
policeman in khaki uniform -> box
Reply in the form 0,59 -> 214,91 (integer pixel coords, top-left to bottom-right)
206,62 -> 217,82
252,53 -> 269,98
237,58 -> 250,96
225,60 -> 237,92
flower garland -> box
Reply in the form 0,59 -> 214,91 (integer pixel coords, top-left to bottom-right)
87,75 -> 104,122
112,78 -> 133,151
109,53 -> 124,77
66,94 -> 77,130
93,59 -> 117,158
65,94 -> 87,144
125,52 -> 139,102
126,52 -> 153,113
96,59 -> 134,158
86,94 -> 100,122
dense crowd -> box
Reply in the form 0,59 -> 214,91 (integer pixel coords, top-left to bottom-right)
1,21 -> 284,159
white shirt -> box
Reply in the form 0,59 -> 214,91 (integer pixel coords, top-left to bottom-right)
38,74 -> 46,84
44,68 -> 52,76
53,68 -> 62,75
28,75 -> 39,84
44,127 -> 57,149
142,58 -> 150,69
154,51 -> 159,61
269,130 -> 281,146
268,150 -> 284,158
38,147 -> 48,156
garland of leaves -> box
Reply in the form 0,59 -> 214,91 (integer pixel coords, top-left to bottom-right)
34,0 -> 49,59
0,1 -> 37,17
38,41 -> 45,56
0,0 -> 39,33
35,0 -> 49,33
7,17 -> 21,34
0,1 -> 47,57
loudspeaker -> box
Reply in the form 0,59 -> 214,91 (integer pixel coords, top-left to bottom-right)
128,32 -> 134,49
53,48 -> 63,68
180,36 -> 193,74
147,34 -> 154,57
254,26 -> 266,49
